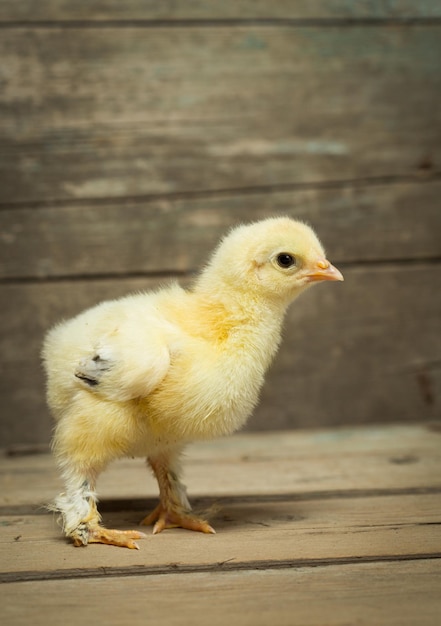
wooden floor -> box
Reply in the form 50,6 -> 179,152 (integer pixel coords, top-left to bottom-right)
0,423 -> 440,625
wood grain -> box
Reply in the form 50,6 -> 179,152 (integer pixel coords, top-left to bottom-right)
2,423 -> 440,508
1,265 -> 439,447
1,180 -> 440,280
0,424 -> 440,578
1,561 -> 439,626
0,425 -> 439,625
0,6 -> 439,618
1,25 -> 439,204
0,1 -> 440,448
1,495 -> 440,577
1,1 -> 440,22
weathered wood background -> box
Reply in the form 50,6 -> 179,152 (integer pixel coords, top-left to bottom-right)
0,1 -> 440,447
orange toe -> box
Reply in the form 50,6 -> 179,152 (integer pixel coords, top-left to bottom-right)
88,527 -> 147,549
140,504 -> 215,535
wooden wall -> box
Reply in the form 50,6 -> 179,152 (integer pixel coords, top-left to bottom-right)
0,1 -> 440,447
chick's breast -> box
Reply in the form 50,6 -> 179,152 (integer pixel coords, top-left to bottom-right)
138,331 -> 265,444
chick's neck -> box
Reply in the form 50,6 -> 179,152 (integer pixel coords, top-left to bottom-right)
190,272 -> 291,353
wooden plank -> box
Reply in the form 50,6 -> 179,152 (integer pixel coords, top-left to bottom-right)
1,425 -> 439,579
1,1 -> 440,22
1,561 -> 440,626
0,426 -> 439,623
0,493 -> 440,577
2,424 -> 440,507
1,25 -> 439,204
1,180 -> 440,279
1,264 -> 440,447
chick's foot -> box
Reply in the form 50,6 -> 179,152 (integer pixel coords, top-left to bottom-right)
86,526 -> 147,549
140,504 -> 215,535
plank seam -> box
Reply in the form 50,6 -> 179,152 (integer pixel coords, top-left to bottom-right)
1,553 -> 440,585
0,257 -> 440,286
1,173 -> 440,212
0,18 -> 440,29
1,486 -> 440,516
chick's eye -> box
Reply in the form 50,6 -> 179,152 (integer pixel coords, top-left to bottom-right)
276,253 -> 296,268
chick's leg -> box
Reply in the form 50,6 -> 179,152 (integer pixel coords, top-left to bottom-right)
141,454 -> 215,534
54,466 -> 146,549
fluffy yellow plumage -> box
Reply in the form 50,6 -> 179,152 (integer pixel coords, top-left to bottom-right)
42,217 -> 343,548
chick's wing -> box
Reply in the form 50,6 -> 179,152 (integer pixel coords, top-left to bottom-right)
73,298 -> 172,403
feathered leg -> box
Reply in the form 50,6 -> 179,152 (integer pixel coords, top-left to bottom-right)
141,452 -> 215,534
53,463 -> 146,549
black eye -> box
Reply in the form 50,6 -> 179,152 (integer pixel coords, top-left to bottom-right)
276,253 -> 296,268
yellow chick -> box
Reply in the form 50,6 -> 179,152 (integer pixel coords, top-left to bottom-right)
42,217 -> 343,549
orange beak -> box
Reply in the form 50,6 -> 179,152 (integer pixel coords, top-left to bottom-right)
304,259 -> 344,283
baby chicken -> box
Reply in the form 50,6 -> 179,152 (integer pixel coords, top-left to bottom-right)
42,217 -> 343,549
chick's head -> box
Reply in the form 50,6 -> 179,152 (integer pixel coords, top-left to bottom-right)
200,217 -> 343,306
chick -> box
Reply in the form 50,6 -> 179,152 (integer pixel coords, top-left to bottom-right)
42,217 -> 343,549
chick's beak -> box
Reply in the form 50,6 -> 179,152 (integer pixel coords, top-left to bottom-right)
304,259 -> 344,283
